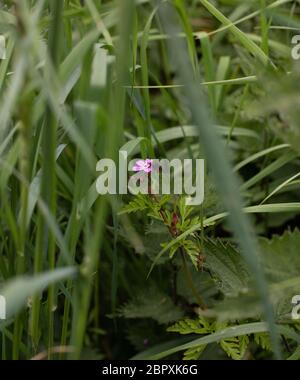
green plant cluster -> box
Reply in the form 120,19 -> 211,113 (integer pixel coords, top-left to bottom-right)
0,0 -> 300,360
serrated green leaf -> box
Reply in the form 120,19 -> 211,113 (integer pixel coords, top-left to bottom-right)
254,332 -> 272,351
167,316 -> 212,335
204,239 -> 251,296
118,286 -> 184,325
220,334 -> 249,360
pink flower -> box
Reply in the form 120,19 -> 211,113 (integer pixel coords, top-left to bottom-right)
133,159 -> 153,173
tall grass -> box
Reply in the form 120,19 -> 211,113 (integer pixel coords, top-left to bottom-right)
0,0 -> 299,360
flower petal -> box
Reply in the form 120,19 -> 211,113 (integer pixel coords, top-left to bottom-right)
133,164 -> 141,171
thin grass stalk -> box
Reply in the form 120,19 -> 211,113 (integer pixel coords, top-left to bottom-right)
11,4 -> 29,360
12,82 -> 32,360
30,0 -> 63,353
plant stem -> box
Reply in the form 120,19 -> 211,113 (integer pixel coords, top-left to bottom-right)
151,193 -> 206,309
30,0 -> 63,354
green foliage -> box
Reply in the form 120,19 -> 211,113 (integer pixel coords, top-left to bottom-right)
204,229 -> 300,322
254,333 -> 272,352
0,0 -> 300,361
118,285 -> 184,325
219,334 -> 249,360
259,229 -> 300,283
121,194 -> 204,268
119,194 -> 153,215
167,316 -> 212,335
255,67 -> 300,155
204,238 -> 251,296
168,317 -> 273,360
168,316 -> 250,360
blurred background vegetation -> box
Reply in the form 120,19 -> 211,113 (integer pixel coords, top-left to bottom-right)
0,0 -> 300,360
